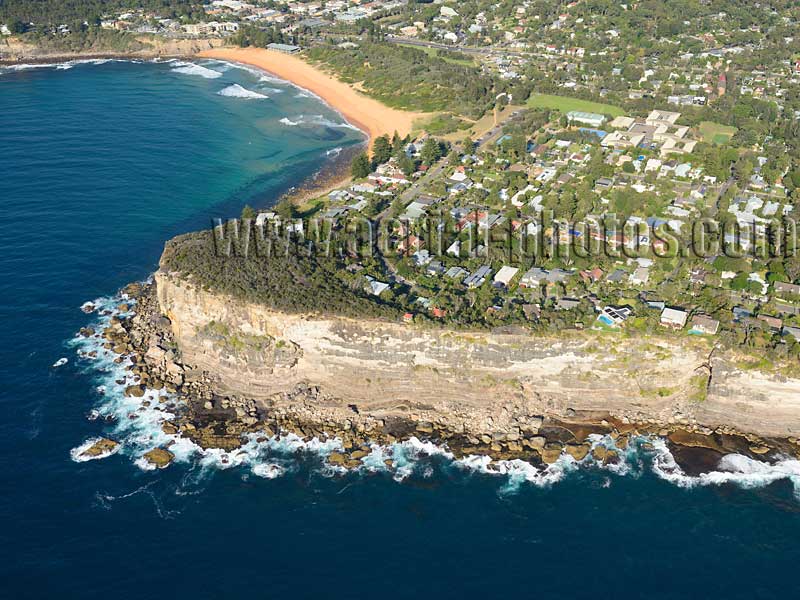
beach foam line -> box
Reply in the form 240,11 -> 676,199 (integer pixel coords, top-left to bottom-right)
218,83 -> 268,99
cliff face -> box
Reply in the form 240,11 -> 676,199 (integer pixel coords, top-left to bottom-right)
0,35 -> 223,62
155,271 -> 800,438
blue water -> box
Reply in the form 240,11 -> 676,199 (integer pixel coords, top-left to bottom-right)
2,60 -> 800,599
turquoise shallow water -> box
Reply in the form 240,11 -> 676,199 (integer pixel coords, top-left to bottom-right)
2,60 -> 800,599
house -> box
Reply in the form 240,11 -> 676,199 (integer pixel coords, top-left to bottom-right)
775,301 -> 800,316
519,267 -> 548,287
267,43 -> 301,54
595,177 -> 614,190
426,260 -> 445,275
597,305 -> 632,327
444,266 -> 468,281
364,276 -> 390,296
493,266 -> 519,288
774,281 -> 800,296
556,297 -> 581,310
606,268 -> 627,283
547,268 -> 572,283
782,326 -> 800,341
732,306 -> 752,321
580,267 -> 604,284
464,265 -> 492,288
397,235 -> 422,254
629,267 -> 650,285
757,314 -> 783,331
689,315 -> 720,335
660,307 -> 688,329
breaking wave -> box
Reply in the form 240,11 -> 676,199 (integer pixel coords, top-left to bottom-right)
1,58 -> 121,75
217,84 -> 268,99
170,61 -> 223,79
278,114 -> 361,132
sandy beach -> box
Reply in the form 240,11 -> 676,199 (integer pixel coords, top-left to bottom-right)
197,47 -> 425,147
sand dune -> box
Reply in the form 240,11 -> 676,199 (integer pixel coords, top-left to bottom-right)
197,47 -> 425,148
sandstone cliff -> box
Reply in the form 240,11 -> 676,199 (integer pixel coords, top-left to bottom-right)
0,35 -> 223,62
154,271 -> 800,439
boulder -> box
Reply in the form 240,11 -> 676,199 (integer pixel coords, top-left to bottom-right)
124,384 -> 145,398
328,452 -> 347,466
541,444 -> 563,464
565,443 -> 590,461
526,436 -> 546,450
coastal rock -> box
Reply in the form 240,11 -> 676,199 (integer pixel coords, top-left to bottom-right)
80,438 -> 119,459
526,436 -> 546,450
541,444 -> 563,464
124,384 -> 145,397
328,452 -> 347,466
565,443 -> 590,461
416,421 -> 434,434
142,448 -> 174,469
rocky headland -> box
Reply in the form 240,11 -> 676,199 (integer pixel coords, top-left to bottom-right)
89,264 -> 800,473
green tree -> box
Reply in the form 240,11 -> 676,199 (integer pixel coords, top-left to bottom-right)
351,152 -> 371,179
372,135 -> 392,166
398,154 -> 416,177
241,204 -> 256,220
420,137 -> 442,166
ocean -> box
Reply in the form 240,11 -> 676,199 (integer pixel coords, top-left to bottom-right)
1,59 -> 800,599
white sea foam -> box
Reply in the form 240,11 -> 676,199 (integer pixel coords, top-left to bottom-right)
280,117 -> 300,126
326,147 -> 343,156
217,84 -> 269,99
52,357 -> 68,367
252,463 -> 285,479
170,62 -> 223,79
649,438 -> 800,497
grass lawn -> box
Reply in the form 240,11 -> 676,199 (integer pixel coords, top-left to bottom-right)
526,93 -> 625,117
698,121 -> 737,144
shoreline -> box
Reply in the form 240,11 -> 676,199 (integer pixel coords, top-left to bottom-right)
196,47 -> 426,149
85,279 -> 800,478
277,144 -> 363,207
